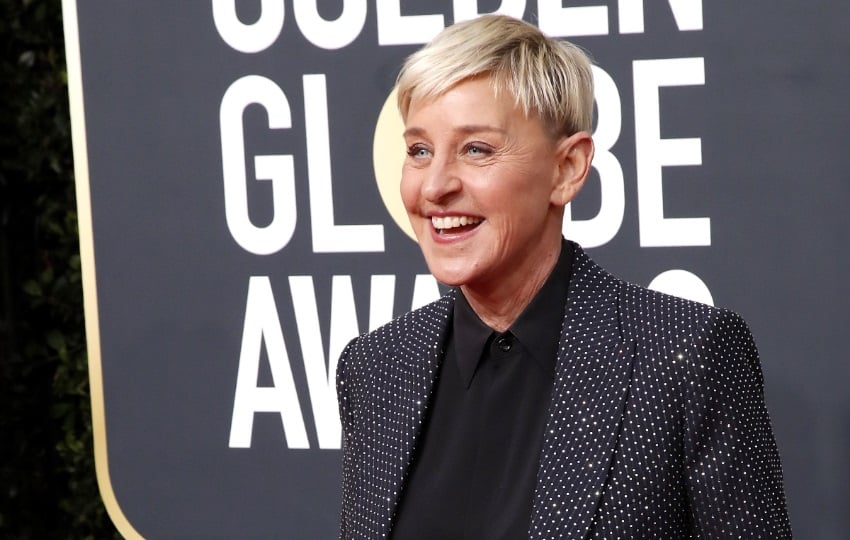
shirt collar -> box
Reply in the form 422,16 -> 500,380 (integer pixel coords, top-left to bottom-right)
452,291 -> 495,387
451,239 -> 574,387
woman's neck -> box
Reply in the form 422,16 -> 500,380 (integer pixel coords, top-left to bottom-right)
460,242 -> 561,332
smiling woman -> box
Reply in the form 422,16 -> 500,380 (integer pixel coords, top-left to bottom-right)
400,76 -> 592,330
336,14 -> 790,540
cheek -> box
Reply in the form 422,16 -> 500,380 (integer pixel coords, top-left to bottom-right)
481,179 -> 533,219
400,169 -> 420,212
483,176 -> 551,230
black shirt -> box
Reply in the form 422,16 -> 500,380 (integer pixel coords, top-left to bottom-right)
392,242 -> 573,540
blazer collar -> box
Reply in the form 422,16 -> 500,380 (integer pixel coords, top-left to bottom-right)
374,291 -> 454,537
528,244 -> 636,539
383,244 -> 635,538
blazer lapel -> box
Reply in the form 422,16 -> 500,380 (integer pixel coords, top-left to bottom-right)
370,291 -> 455,537
529,247 -> 636,539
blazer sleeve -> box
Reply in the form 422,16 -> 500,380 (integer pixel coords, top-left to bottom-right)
683,309 -> 791,538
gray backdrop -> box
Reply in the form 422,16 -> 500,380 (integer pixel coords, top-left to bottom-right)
67,1 -> 850,537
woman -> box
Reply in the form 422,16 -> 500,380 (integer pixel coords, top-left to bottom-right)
337,14 -> 789,539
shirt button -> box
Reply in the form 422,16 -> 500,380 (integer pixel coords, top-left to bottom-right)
496,335 -> 512,352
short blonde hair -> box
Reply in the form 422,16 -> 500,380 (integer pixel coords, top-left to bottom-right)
396,14 -> 594,136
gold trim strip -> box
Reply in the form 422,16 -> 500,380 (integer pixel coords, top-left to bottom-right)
62,1 -> 143,537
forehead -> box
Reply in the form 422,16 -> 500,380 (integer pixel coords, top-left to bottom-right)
405,77 -> 530,132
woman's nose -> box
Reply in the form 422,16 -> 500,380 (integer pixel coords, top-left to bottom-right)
421,157 -> 462,203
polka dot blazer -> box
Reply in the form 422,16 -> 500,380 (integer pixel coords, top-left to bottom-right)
337,243 -> 790,539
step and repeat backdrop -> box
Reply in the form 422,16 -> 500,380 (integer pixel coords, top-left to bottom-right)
64,1 -> 849,537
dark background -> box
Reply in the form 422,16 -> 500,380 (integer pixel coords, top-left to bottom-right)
3,0 -> 847,538
0,0 -> 119,537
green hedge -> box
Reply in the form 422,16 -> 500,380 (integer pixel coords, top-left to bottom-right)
0,1 -> 119,537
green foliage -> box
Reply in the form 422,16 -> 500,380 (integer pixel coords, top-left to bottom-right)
0,1 -> 119,537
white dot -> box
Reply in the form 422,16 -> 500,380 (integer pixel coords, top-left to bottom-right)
648,269 -> 714,306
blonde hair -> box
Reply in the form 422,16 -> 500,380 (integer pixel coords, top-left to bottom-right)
396,14 -> 594,136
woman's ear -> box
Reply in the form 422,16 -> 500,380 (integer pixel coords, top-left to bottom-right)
550,131 -> 594,206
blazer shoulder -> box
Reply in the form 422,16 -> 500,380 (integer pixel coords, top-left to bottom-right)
348,290 -> 454,350
615,279 -> 764,397
618,279 -> 749,341
569,244 -> 753,356
616,279 -> 763,379
338,290 -> 455,377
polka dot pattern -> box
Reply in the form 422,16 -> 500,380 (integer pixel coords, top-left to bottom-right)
337,244 -> 790,539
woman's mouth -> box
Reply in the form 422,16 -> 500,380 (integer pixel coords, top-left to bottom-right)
431,215 -> 483,235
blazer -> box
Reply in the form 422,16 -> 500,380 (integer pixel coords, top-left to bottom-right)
337,243 -> 791,539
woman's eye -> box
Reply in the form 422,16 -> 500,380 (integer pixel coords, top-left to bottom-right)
465,144 -> 490,156
407,145 -> 430,158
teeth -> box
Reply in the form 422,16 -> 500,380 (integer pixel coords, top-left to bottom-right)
431,215 -> 482,230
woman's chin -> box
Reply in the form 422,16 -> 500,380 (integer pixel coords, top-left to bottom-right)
424,264 -> 474,288
428,272 -> 466,288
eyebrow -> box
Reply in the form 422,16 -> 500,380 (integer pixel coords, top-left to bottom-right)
403,124 -> 508,138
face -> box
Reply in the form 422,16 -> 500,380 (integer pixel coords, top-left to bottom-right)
401,77 -> 583,294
